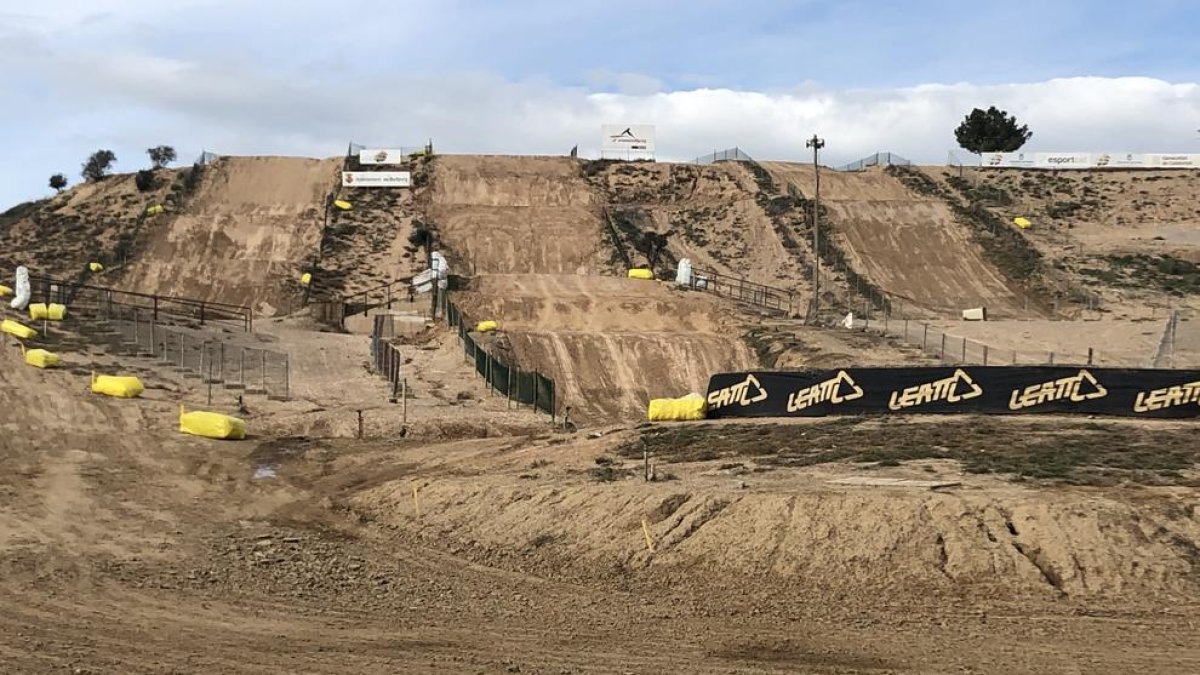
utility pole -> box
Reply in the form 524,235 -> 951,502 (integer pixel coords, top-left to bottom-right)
806,134 -> 825,321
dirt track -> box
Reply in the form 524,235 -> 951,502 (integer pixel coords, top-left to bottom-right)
117,156 -> 341,315
762,162 -> 1028,316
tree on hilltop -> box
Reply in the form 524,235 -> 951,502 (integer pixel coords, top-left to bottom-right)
147,145 -> 177,169
49,173 -> 68,193
954,107 -> 1032,154
82,150 -> 117,182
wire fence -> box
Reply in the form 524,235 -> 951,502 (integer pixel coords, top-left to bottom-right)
370,314 -> 408,400
31,275 -> 253,330
856,314 -> 1150,368
445,298 -> 556,417
109,305 -> 290,398
692,147 -> 755,164
834,152 -> 914,172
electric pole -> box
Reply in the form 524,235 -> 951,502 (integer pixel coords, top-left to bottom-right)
806,134 -> 825,321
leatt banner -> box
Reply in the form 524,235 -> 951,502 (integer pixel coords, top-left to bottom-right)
706,367 -> 1200,419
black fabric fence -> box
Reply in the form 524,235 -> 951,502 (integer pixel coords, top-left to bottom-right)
706,367 -> 1200,419
447,298 -> 556,417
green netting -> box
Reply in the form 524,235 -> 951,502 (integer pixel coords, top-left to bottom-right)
535,372 -> 555,415
515,370 -> 536,406
474,346 -> 487,377
489,359 -> 511,396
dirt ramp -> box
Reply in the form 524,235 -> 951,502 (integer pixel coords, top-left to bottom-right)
430,156 -> 605,274
457,274 -> 734,333
762,162 -> 1025,316
119,156 -> 341,315
509,331 -> 754,421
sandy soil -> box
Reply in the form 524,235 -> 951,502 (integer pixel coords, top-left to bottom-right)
430,155 -> 606,275
763,162 -> 1029,317
117,156 -> 341,316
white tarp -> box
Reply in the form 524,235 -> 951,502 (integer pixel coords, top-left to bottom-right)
411,251 -> 450,295
342,171 -> 411,187
358,149 -> 409,165
983,152 -> 1200,170
675,258 -> 693,286
601,124 -> 656,159
9,266 -> 30,310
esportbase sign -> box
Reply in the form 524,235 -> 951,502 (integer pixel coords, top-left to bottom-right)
342,171 -> 412,187
601,124 -> 656,155
706,367 -> 1200,419
982,152 -> 1200,170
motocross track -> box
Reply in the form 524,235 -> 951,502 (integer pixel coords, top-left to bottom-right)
431,157 -> 759,422
761,162 -> 1027,317
455,275 -> 755,421
117,156 -> 341,316
3,326 -> 1199,673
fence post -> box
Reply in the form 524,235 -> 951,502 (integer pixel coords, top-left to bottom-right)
940,333 -> 946,361
153,295 -> 158,322
261,349 -> 267,395
1048,351 -> 1055,365
923,324 -> 929,350
179,332 -> 185,369
133,309 -> 140,352
983,345 -> 989,366
200,302 -> 206,326
284,355 -> 290,400
904,319 -> 909,341
1012,349 -> 1017,365
199,341 -> 206,381
1087,347 -> 1094,366
961,338 -> 966,364
507,365 -> 513,410
239,348 -> 245,388
219,342 -> 225,382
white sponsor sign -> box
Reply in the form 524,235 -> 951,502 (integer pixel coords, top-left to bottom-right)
983,152 -> 1200,170
342,171 -> 411,188
601,124 -> 656,158
358,148 -> 409,165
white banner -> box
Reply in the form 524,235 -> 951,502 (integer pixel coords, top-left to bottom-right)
358,149 -> 409,165
983,152 -> 1200,170
601,124 -> 656,157
342,171 -> 411,187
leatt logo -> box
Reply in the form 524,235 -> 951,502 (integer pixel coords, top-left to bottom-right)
1009,370 -> 1108,410
888,369 -> 982,411
1133,380 -> 1200,413
707,374 -> 768,410
788,370 -> 863,412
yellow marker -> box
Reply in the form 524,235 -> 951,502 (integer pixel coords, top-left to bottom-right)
641,518 -> 656,552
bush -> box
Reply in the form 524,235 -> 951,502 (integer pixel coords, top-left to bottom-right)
48,173 -> 67,193
146,145 -> 177,170
135,170 -> 158,193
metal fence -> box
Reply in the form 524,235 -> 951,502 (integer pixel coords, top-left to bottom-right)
835,152 -> 913,172
110,305 -> 290,399
858,315 -> 1145,368
445,299 -> 556,417
692,147 -> 755,164
681,267 -> 797,315
370,314 -> 407,400
31,275 -> 253,331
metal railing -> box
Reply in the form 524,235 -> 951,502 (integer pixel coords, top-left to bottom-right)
679,267 -> 797,315
107,304 -> 290,399
692,147 -> 755,164
835,152 -> 913,172
29,275 -> 253,330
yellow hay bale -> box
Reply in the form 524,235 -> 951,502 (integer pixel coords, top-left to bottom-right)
89,262 -> 104,273
145,204 -> 165,216
647,394 -> 707,421
1,319 -> 37,340
29,303 -> 65,321
300,272 -> 312,286
1013,217 -> 1032,229
90,372 -> 144,398
0,284 -> 12,297
627,268 -> 654,280
475,320 -> 498,333
333,199 -> 353,211
179,405 -> 246,440
24,347 -> 59,369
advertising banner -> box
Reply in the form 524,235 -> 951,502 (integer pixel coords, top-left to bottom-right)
342,171 -> 411,188
705,367 -> 1200,419
601,124 -> 656,158
982,152 -> 1200,170
358,149 -> 409,165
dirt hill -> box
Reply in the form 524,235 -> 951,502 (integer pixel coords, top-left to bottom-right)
116,156 -> 341,316
762,162 -> 1030,318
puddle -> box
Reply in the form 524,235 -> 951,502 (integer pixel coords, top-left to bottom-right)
252,465 -> 278,480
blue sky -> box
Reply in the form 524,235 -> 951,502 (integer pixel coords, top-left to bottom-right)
1,0 -> 1198,208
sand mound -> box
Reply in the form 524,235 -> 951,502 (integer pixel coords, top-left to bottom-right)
117,156 -> 341,315
430,156 -> 605,274
762,162 -> 1026,316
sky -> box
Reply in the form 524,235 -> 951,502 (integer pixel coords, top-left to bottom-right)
1,0 -> 1198,208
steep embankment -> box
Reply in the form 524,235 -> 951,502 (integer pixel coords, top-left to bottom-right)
456,275 -> 755,420
117,156 -> 340,315
0,169 -> 187,279
429,156 -> 763,423
763,162 -> 1027,317
917,167 -> 1200,315
429,155 -> 606,274
583,160 -> 812,295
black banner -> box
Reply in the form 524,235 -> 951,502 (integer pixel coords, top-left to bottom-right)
706,367 -> 1200,419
